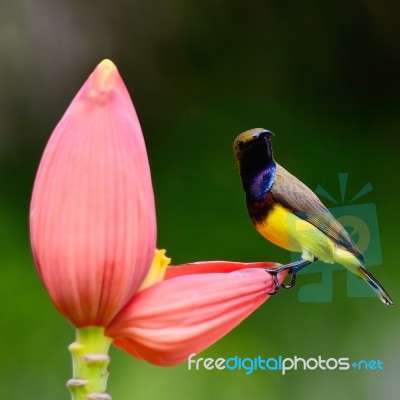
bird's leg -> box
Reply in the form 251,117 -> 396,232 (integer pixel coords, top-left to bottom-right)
265,258 -> 317,294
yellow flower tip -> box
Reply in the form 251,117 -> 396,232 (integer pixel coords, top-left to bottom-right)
155,249 -> 172,268
96,59 -> 117,81
138,249 -> 171,292
98,58 -> 117,69
87,59 -> 120,103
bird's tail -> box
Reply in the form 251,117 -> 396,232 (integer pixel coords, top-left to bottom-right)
357,266 -> 394,306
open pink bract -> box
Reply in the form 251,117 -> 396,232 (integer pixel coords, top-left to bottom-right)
30,60 -> 156,327
107,261 -> 286,366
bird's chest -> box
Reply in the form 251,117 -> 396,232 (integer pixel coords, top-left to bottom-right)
252,202 -> 297,250
247,192 -> 275,222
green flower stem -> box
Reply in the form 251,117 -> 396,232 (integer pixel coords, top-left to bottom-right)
67,326 -> 112,400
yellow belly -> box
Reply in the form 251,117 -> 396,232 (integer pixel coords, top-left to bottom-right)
255,204 -> 336,263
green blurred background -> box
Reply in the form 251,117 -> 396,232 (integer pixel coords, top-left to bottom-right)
1,1 -> 399,399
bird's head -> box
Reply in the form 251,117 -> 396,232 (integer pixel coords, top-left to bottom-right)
233,128 -> 275,169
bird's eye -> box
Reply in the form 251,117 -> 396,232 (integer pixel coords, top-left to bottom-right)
237,140 -> 245,150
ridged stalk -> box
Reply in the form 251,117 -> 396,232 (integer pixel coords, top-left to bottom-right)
67,327 -> 112,400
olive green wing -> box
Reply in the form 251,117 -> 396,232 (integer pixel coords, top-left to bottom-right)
271,164 -> 364,263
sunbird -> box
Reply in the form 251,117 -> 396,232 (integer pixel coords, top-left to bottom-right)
233,128 -> 393,306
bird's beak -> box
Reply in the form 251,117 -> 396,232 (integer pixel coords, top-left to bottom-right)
259,130 -> 275,138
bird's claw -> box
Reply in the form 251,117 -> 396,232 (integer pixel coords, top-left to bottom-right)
267,272 -> 281,295
265,265 -> 294,295
281,273 -> 297,289
265,259 -> 312,295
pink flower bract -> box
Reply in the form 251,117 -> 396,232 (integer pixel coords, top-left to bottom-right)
106,261 -> 286,366
30,60 -> 156,327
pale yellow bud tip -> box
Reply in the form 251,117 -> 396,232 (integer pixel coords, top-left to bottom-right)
88,59 -> 120,101
97,59 -> 117,78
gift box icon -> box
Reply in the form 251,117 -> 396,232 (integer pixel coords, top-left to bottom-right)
293,173 -> 383,302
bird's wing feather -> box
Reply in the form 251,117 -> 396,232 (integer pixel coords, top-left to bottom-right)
271,164 -> 364,262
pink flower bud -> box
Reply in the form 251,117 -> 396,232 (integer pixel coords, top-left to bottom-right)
30,60 -> 156,327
